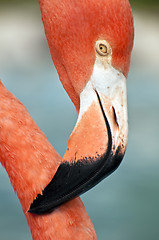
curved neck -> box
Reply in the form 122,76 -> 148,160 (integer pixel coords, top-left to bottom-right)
0,82 -> 96,240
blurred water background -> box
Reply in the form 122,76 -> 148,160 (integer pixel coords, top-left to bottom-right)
0,0 -> 159,239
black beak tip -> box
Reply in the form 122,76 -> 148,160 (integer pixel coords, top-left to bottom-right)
28,147 -> 125,215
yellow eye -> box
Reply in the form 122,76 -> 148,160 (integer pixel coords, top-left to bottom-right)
95,40 -> 112,57
99,44 -> 107,54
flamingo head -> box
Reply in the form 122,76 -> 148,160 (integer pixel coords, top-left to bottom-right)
40,0 -> 134,110
29,0 -> 134,214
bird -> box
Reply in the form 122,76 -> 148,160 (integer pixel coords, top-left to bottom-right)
0,0 -> 134,239
29,0 -> 134,214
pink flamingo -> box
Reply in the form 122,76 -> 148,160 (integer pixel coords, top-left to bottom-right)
0,0 -> 134,239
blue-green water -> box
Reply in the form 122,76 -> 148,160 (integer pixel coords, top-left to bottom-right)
0,62 -> 159,240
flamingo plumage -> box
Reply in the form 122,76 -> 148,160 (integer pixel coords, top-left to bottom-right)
0,81 -> 96,239
0,0 -> 134,239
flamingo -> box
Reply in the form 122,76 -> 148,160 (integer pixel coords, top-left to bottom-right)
0,0 -> 134,239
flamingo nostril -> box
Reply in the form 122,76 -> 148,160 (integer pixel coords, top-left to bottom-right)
112,106 -> 119,129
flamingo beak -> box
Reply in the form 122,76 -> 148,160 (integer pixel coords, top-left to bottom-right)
29,62 -> 128,214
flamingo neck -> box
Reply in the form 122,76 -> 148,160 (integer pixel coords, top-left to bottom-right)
0,82 -> 96,240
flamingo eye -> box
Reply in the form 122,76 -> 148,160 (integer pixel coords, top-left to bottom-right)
99,44 -> 107,54
95,40 -> 112,57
